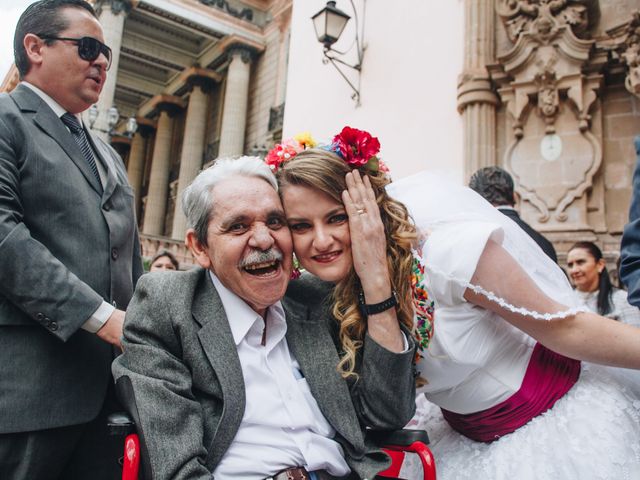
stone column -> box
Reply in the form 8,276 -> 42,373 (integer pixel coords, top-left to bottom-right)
127,118 -> 155,219
217,46 -> 254,158
92,0 -> 134,143
171,76 -> 216,240
142,99 -> 182,236
457,0 -> 499,179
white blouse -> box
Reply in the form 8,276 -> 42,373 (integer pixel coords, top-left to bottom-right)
417,221 -> 535,415
574,287 -> 640,327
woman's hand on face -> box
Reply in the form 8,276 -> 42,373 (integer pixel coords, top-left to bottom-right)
342,171 -> 392,297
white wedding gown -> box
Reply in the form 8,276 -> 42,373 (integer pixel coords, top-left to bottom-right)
386,172 -> 640,480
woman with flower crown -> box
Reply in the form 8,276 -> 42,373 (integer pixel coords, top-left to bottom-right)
267,127 -> 640,480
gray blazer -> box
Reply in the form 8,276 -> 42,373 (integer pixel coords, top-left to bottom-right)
0,84 -> 143,433
112,268 -> 416,480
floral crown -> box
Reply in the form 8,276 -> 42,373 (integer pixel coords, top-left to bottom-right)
265,126 -> 389,175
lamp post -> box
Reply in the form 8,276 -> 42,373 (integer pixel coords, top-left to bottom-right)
311,0 -> 365,105
88,104 -> 138,138
312,0 -> 351,49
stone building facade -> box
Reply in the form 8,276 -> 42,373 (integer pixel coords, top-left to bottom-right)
458,0 -> 640,273
2,0 -> 292,268
105,0 -> 292,266
2,0 -> 639,272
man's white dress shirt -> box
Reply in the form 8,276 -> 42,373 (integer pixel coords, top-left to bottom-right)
209,272 -> 351,480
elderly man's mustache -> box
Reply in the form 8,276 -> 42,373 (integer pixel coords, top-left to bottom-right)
239,249 -> 285,275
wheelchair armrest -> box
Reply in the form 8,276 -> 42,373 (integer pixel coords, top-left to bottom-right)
367,428 -> 430,447
107,411 -> 136,437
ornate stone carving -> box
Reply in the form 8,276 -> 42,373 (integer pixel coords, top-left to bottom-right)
198,0 -> 253,22
620,11 -> 640,97
535,67 -> 559,132
497,0 -> 598,43
492,0 -> 603,228
227,45 -> 255,64
95,0 -> 134,16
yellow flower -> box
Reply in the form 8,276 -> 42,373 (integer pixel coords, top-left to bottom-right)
294,131 -> 317,148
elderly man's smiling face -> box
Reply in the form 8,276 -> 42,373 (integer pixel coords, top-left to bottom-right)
189,175 -> 293,316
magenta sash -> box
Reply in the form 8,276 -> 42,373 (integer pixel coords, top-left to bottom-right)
441,343 -> 581,443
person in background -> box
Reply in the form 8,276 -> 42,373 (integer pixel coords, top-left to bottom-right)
469,166 -> 558,263
567,241 -> 640,326
0,1 -> 142,478
149,250 -> 179,272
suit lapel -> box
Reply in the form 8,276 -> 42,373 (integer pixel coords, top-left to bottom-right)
12,85 -> 103,195
192,276 -> 246,469
283,298 -> 364,451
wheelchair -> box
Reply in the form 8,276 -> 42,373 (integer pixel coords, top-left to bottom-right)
108,413 -> 436,480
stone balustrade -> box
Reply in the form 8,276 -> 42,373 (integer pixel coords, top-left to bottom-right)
139,233 -> 195,270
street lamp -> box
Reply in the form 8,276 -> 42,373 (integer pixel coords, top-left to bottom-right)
312,0 -> 351,49
311,0 -> 365,105
88,104 -> 138,138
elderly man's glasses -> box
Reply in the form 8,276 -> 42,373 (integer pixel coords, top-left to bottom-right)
38,35 -> 112,70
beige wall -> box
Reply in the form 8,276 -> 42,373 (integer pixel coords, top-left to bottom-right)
283,0 -> 465,181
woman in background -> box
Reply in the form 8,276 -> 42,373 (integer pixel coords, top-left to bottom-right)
567,241 -> 640,326
149,250 -> 179,272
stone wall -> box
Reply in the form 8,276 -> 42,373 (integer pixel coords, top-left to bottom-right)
481,0 -> 640,272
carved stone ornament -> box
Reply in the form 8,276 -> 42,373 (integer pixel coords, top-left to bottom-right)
620,11 -> 640,97
94,0 -> 134,16
497,0 -> 598,44
198,0 -> 254,22
535,68 -> 560,132
492,0 -> 603,228
227,45 -> 254,64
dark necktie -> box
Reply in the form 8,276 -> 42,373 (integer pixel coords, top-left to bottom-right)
61,113 -> 102,188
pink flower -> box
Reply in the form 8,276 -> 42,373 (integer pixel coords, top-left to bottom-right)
332,126 -> 381,167
265,139 -> 303,172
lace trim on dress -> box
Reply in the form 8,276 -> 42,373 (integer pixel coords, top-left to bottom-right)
411,249 -> 589,321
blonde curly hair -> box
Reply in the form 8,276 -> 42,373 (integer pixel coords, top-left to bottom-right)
277,148 -> 417,378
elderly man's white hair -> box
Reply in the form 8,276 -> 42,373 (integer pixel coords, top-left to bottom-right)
182,156 -> 278,245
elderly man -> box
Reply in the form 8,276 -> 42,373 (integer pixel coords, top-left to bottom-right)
0,1 -> 142,478
112,157 -> 416,480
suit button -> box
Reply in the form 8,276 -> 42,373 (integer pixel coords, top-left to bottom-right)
44,317 -> 51,327
36,313 -> 44,321
111,248 -> 118,260
49,321 -> 58,331
103,202 -> 111,211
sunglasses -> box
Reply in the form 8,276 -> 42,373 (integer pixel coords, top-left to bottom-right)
38,35 -> 112,70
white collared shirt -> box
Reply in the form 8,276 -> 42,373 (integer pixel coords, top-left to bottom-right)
209,272 -> 350,480
21,81 -> 113,333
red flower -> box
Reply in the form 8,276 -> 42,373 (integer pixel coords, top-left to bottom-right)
332,126 -> 380,167
265,140 -> 302,172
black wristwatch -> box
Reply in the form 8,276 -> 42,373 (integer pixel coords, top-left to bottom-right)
358,290 -> 399,318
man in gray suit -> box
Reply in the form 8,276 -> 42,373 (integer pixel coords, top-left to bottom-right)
0,1 -> 142,478
113,157 -> 416,480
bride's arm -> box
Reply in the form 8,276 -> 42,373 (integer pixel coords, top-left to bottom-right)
464,239 -> 640,369
343,171 -> 405,353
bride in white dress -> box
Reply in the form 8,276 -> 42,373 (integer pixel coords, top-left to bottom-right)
388,172 -> 640,480
271,130 -> 640,480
